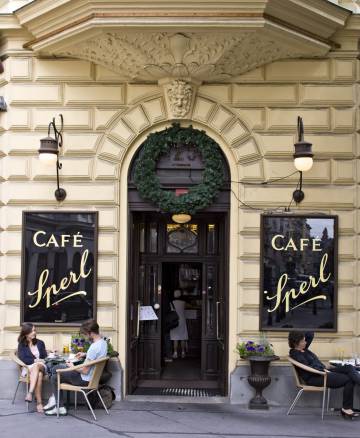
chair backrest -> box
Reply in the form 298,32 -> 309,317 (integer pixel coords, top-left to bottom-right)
87,357 -> 108,389
9,350 -> 28,380
288,357 -> 304,387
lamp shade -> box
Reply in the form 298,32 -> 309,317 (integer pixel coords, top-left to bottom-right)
293,116 -> 313,173
172,213 -> 192,224
39,152 -> 58,166
294,156 -> 313,172
38,136 -> 58,165
293,139 -> 313,172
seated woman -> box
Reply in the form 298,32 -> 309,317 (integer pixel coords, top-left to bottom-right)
288,331 -> 357,419
17,323 -> 47,413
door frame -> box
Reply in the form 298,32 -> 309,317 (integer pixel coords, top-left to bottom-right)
119,121 -> 240,399
126,212 -> 229,395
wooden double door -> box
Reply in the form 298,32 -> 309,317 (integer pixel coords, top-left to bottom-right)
127,212 -> 228,395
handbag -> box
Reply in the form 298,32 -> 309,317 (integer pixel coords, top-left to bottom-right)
88,384 -> 115,409
165,301 -> 179,331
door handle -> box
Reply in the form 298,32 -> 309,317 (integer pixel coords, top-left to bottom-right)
136,300 -> 141,338
216,301 -> 220,341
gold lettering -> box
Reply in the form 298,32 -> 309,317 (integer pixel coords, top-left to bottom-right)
52,291 -> 87,306
265,273 -> 288,312
300,239 -> 309,251
61,234 -> 71,246
284,238 -> 297,251
46,234 -> 59,247
282,287 -> 301,313
299,280 -> 311,294
28,270 -> 49,308
265,252 -> 332,314
27,250 -> 92,309
73,232 -> 83,248
33,230 -> 46,247
59,276 -> 70,290
270,236 -> 324,252
290,295 -> 327,310
319,253 -> 331,282
43,283 -> 59,308
271,235 -> 284,251
313,239 -> 321,251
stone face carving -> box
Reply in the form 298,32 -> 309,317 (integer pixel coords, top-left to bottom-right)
166,80 -> 193,118
56,31 -> 308,82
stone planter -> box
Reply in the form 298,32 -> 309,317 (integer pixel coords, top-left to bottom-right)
244,355 -> 279,410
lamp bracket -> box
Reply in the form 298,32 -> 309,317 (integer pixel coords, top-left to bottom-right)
293,189 -> 305,204
297,116 -> 304,142
48,114 -> 63,149
55,188 -> 67,202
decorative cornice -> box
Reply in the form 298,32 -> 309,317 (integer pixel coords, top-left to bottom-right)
0,1 -> 352,81
52,30 -> 322,82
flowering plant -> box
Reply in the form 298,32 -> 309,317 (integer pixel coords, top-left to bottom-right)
71,335 -> 90,353
236,337 -> 275,359
71,334 -> 117,356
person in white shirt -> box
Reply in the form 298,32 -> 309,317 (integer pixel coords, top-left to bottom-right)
170,289 -> 189,359
45,320 -> 107,416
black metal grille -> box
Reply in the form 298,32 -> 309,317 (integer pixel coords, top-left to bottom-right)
133,387 -> 221,397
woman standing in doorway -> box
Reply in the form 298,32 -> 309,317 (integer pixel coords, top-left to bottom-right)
17,323 -> 47,413
170,289 -> 188,358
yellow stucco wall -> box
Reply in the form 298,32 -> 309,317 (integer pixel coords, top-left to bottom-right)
0,54 -> 358,389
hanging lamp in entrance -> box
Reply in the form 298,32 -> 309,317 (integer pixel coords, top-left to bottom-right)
172,213 -> 192,224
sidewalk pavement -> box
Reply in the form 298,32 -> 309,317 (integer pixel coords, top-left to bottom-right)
1,399 -> 359,438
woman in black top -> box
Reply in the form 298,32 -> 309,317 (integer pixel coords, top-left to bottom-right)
289,331 -> 357,419
17,323 -> 47,412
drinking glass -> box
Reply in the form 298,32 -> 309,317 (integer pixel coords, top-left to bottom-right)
355,354 -> 360,367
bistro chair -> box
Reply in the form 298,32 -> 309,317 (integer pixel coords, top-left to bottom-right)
56,356 -> 109,420
287,356 -> 330,420
10,350 -> 30,411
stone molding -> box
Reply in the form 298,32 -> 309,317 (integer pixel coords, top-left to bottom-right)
3,0 -> 350,82
54,31 -> 312,82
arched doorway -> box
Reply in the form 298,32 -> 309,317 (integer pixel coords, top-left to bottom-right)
126,127 -> 230,396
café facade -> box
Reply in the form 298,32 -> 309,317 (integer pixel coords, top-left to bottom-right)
0,0 -> 360,404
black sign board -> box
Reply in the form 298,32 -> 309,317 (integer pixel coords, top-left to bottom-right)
260,214 -> 338,332
21,211 -> 98,325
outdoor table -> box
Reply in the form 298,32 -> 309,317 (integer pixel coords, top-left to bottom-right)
329,359 -> 360,369
45,355 -> 84,407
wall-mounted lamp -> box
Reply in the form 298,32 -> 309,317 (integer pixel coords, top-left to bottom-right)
292,116 -> 313,204
38,114 -> 66,202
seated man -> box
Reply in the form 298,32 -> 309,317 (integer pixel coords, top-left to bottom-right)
288,331 -> 358,419
46,319 -> 108,416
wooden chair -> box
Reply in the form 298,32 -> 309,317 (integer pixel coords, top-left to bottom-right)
56,356 -> 109,420
287,357 -> 330,420
9,350 -> 30,411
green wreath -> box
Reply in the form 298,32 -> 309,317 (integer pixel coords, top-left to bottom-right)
133,124 -> 225,214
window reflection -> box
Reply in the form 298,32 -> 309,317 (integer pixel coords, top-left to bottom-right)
149,223 -> 158,253
139,223 -> 145,253
207,224 -> 217,254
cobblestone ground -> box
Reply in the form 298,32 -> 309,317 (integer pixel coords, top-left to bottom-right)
1,399 -> 360,438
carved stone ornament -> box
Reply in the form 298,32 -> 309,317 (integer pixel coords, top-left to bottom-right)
166,80 -> 193,118
55,31 -> 307,82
